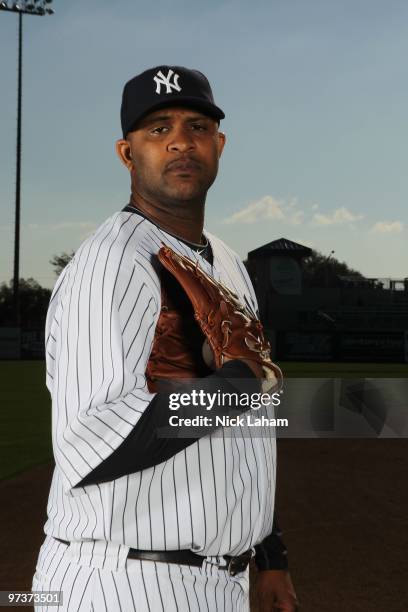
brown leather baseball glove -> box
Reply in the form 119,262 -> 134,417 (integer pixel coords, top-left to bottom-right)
147,244 -> 282,392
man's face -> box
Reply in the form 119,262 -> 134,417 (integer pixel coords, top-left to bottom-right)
118,106 -> 226,205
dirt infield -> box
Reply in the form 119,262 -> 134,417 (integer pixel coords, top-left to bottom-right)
1,440 -> 407,611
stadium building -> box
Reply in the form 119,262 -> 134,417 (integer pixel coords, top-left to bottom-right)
246,238 -> 408,363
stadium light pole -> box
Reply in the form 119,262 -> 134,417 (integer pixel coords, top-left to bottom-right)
0,0 -> 54,327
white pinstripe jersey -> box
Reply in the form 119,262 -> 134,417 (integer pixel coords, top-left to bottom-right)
42,209 -> 276,562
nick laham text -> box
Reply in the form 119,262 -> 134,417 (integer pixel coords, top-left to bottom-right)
169,415 -> 288,427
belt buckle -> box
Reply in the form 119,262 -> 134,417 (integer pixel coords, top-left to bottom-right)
227,550 -> 252,576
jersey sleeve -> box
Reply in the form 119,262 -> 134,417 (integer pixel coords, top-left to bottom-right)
46,236 -> 160,494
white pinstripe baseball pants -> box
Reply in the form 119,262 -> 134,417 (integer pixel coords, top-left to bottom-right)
32,536 -> 250,611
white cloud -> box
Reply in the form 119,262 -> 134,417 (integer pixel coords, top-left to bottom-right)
223,196 -> 285,224
222,195 -> 304,225
371,221 -> 404,234
312,206 -> 364,226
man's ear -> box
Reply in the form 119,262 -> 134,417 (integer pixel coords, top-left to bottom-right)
217,131 -> 226,158
116,139 -> 133,169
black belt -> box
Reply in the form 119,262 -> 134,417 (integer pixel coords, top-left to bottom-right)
54,538 -> 252,576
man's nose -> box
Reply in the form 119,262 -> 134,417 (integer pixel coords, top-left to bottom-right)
167,127 -> 195,153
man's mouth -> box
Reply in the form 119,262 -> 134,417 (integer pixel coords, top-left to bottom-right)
166,159 -> 201,173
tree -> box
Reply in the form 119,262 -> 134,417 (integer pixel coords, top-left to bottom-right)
0,278 -> 51,328
50,251 -> 74,277
302,250 -> 364,288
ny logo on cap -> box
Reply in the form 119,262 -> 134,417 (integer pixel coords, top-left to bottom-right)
153,69 -> 182,95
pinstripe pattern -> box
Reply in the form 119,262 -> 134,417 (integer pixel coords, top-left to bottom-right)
33,535 -> 250,612
33,209 -> 276,609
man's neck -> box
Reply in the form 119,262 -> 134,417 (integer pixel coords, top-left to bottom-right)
129,193 -> 205,245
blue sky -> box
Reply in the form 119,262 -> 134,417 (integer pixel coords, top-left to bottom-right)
1,0 -> 407,288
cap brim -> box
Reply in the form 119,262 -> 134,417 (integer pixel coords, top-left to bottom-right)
125,97 -> 225,136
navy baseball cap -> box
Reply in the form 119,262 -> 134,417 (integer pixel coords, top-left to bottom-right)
120,65 -> 225,137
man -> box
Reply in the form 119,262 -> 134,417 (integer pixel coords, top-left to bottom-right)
32,65 -> 298,611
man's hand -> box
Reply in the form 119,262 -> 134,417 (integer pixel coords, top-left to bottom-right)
256,570 -> 300,611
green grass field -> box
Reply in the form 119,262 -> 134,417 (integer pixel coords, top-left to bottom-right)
0,360 -> 406,480
0,361 -> 52,480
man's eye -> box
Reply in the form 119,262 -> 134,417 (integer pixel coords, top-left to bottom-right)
191,124 -> 206,131
150,126 -> 168,134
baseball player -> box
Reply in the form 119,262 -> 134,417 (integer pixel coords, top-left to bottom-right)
32,65 -> 299,611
